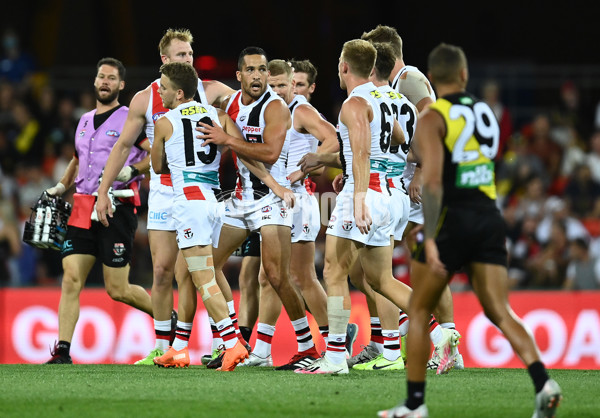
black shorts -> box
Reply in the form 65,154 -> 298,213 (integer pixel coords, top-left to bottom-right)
240,232 -> 261,257
414,204 -> 507,273
61,204 -> 137,268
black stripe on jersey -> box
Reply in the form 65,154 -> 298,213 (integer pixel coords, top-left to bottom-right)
337,131 -> 348,182
193,89 -> 202,104
246,92 -> 272,200
289,100 -> 299,114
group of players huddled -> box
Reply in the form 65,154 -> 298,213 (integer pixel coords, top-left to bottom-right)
43,25 -> 562,418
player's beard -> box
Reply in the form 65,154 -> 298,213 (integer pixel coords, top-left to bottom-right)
95,87 -> 119,105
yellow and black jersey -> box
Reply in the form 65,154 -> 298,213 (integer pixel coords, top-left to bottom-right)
428,92 -> 500,209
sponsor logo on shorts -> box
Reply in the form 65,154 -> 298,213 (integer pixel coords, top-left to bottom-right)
184,228 -> 193,239
280,207 -> 288,218
262,215 -> 271,220
61,240 -> 73,253
78,131 -> 85,137
113,243 -> 125,256
105,130 -> 120,137
342,220 -> 353,231
262,205 -> 272,213
112,257 -> 124,263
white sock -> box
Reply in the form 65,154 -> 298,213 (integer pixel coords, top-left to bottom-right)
172,321 -> 193,351
253,323 -> 276,358
291,317 -> 314,352
154,319 -> 171,351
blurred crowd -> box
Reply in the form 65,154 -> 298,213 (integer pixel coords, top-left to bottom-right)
1,28 -> 599,291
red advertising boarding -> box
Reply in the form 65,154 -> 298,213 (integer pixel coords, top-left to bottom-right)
0,288 -> 598,369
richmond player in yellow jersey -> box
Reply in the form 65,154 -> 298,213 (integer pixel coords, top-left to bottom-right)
379,43 -> 562,418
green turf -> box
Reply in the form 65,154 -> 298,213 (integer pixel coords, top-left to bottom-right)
0,365 -> 594,417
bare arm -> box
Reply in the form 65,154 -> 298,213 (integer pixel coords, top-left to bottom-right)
219,110 -> 294,207
198,100 -> 290,165
391,119 -> 406,145
203,80 -> 236,109
342,96 -> 372,234
151,117 -> 171,175
418,108 -> 447,277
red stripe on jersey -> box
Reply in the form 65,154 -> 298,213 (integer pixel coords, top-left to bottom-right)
151,82 -> 167,122
183,186 -> 205,200
226,91 -> 242,122
368,172 -> 382,192
160,174 -> 172,186
388,178 -> 395,189
232,151 -> 242,200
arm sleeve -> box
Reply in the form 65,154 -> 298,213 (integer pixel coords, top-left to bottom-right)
397,72 -> 434,106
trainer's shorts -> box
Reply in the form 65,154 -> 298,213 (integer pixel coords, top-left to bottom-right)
223,191 -> 293,232
326,188 -> 392,247
291,192 -> 321,243
172,196 -> 223,249
414,204 -> 508,272
147,182 -> 175,231
61,204 -> 136,267
390,187 -> 410,241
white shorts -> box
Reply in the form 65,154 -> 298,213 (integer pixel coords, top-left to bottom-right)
390,187 -> 410,240
172,197 -> 223,249
223,191 -> 293,232
291,192 -> 321,243
409,201 -> 424,225
326,188 -> 392,247
147,182 -> 175,231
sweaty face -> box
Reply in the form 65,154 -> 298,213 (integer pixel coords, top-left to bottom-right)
164,39 -> 193,64
268,73 -> 293,103
237,54 -> 268,100
158,74 -> 179,109
293,72 -> 314,100
94,64 -> 123,105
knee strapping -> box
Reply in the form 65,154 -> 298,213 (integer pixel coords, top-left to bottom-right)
328,296 -> 351,335
186,255 -> 220,301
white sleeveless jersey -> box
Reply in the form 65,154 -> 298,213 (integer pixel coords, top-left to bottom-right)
378,84 -> 418,190
338,81 -> 392,192
226,86 -> 290,200
145,78 -> 208,188
163,101 -> 222,199
286,95 -> 319,193
391,65 -> 435,187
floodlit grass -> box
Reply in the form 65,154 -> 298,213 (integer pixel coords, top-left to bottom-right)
0,365 -> 595,417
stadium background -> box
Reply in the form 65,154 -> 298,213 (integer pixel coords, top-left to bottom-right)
1,2 -> 599,367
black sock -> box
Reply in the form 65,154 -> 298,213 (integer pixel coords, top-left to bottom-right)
406,380 -> 426,410
528,361 -> 549,393
239,326 -> 253,344
57,340 -> 71,356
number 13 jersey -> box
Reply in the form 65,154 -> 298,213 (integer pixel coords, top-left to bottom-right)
163,101 -> 222,200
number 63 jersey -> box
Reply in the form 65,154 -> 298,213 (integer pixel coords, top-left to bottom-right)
428,92 -> 500,208
163,101 -> 222,200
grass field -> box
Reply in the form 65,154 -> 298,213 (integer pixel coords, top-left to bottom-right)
0,365 -> 595,417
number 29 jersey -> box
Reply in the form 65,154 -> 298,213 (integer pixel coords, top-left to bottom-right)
163,101 -> 222,200
428,92 -> 500,208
